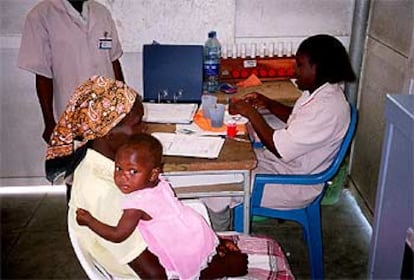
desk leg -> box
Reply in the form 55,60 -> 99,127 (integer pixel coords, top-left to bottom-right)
242,171 -> 251,233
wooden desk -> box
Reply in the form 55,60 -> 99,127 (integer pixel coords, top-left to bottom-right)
216,79 -> 301,106
144,80 -> 299,233
147,123 -> 257,233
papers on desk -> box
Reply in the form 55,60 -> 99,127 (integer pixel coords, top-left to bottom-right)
152,132 -> 225,159
176,123 -> 225,136
143,103 -> 198,124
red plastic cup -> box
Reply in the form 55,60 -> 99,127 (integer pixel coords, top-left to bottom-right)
227,121 -> 237,138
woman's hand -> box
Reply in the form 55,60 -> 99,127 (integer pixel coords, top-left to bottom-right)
228,98 -> 256,118
229,92 -> 270,117
76,208 -> 93,226
243,92 -> 269,110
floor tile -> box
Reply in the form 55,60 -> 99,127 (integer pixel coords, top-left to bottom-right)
251,190 -> 371,279
5,230 -> 86,279
1,231 -> 19,267
26,193 -> 68,232
1,193 -> 45,233
1,192 -> 86,279
1,193 -> 46,269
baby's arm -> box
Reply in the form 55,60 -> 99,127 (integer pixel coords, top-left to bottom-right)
76,208 -> 151,243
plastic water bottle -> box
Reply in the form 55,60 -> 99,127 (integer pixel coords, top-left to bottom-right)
203,31 -> 221,93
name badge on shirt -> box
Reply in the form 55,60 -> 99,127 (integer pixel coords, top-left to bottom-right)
98,37 -> 112,50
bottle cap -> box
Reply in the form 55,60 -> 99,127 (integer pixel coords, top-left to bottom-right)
208,31 -> 217,38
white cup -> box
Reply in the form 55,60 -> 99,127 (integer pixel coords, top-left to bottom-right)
208,104 -> 226,127
201,95 -> 217,119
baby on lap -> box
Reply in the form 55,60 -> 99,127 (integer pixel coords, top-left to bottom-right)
76,133 -> 243,279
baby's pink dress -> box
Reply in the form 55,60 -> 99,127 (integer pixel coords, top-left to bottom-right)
122,177 -> 218,280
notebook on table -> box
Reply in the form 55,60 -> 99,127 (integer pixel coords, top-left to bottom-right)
152,132 -> 225,159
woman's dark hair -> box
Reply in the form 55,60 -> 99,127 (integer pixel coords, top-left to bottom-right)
297,34 -> 356,84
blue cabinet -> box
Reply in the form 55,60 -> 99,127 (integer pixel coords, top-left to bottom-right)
368,94 -> 414,278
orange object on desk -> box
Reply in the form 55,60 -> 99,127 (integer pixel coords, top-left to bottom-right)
236,73 -> 262,88
194,110 -> 247,134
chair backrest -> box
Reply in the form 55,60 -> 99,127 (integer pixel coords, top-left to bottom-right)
322,103 -> 357,181
310,103 -> 358,203
254,103 -> 358,186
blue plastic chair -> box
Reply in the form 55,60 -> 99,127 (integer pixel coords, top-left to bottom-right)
233,103 -> 357,280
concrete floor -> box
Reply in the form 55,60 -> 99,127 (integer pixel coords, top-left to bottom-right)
1,188 -> 371,279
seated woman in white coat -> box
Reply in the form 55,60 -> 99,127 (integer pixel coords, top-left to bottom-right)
203,34 -> 356,228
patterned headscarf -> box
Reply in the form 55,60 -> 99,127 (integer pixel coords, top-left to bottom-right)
45,75 -> 138,182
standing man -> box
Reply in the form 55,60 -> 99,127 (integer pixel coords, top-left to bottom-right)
18,0 -> 124,143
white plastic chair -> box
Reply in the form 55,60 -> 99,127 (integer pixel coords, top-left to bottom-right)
68,213 -> 117,280
68,199 -> 212,279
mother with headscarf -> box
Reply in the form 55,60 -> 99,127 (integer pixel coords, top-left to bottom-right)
45,76 -> 295,279
45,75 -> 249,278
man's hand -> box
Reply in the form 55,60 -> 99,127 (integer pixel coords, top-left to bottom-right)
76,208 -> 93,226
43,120 -> 56,143
36,74 -> 55,143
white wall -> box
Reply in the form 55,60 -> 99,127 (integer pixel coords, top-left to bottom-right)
0,0 -> 355,186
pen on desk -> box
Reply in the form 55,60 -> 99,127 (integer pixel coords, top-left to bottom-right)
228,136 -> 251,143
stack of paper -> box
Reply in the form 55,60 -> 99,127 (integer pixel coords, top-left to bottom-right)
143,103 -> 198,124
152,132 -> 225,159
